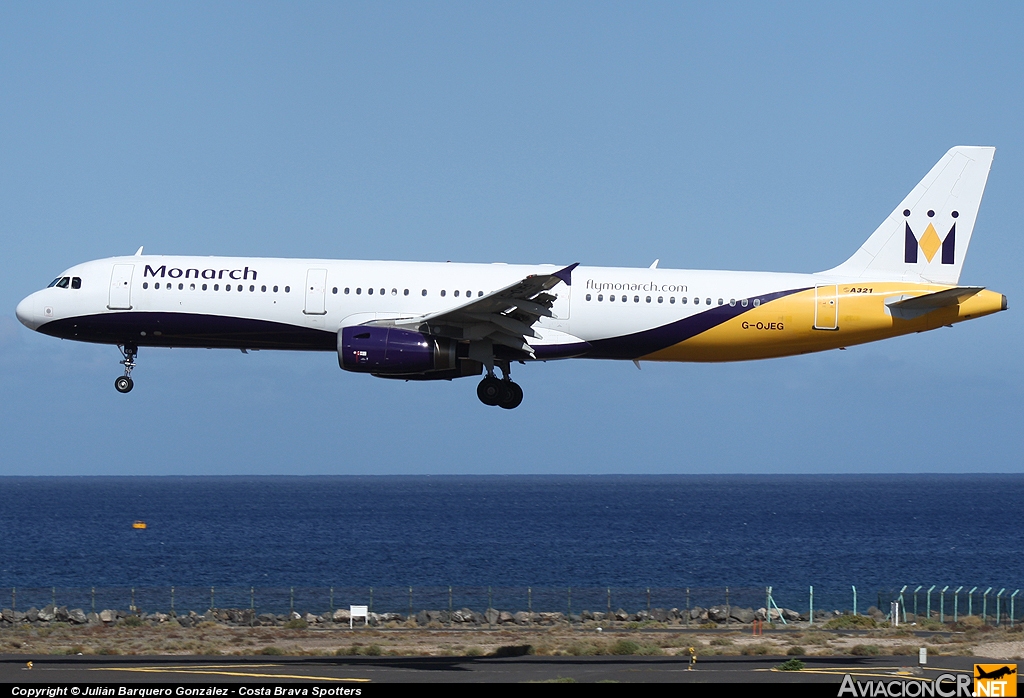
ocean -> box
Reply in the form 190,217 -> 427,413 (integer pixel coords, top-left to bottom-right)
0,475 -> 1021,616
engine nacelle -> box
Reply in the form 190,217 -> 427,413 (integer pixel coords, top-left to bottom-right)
339,325 -> 461,376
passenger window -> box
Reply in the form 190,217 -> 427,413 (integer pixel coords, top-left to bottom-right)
332,287 -> 338,294
718,299 -> 723,305
214,284 -> 220,291
356,288 -> 361,294
586,294 -> 592,301
753,299 -> 760,307
368,287 -> 374,295
248,285 -> 253,292
706,298 -> 711,305
454,290 -> 460,297
671,297 -> 676,304
237,285 -> 242,291
71,277 -> 81,289
421,289 -> 427,296
466,290 -> 471,297
404,289 -> 409,296
261,285 -> 267,292
379,288 -> 384,295
477,291 -> 483,297
344,288 -> 350,294
440,290 -> 446,297
226,284 -> 231,291
203,284 -> 208,291
622,295 -> 627,302
609,294 -> 615,302
179,283 -> 184,290
391,288 -> 397,295
657,296 -> 662,303
597,294 -> 603,301
646,296 -> 651,303
190,283 -> 196,290
285,286 -> 290,293
143,282 -> 149,289
634,296 -> 640,303
273,286 -> 279,292
155,282 -> 161,289
729,299 -> 735,306
741,299 -> 748,307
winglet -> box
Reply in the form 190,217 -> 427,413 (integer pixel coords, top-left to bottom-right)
553,262 -> 579,286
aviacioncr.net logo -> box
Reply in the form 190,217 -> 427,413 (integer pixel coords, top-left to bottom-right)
838,673 -> 972,697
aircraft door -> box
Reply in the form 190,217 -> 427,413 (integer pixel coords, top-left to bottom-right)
304,268 -> 328,315
108,264 -> 134,310
542,280 -> 572,331
813,285 -> 839,330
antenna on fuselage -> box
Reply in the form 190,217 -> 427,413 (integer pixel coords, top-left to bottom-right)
134,246 -> 144,256
649,259 -> 659,269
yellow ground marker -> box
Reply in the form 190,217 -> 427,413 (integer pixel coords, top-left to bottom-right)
90,666 -> 370,682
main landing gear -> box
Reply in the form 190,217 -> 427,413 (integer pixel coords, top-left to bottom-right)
114,344 -> 137,394
477,361 -> 523,410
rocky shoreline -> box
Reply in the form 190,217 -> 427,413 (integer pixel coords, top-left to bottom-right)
2,602 -> 834,628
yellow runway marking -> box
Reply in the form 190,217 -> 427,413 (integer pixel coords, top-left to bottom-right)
91,667 -> 370,682
759,666 -> 971,680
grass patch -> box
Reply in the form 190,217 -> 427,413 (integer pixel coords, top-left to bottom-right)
776,658 -> 805,671
824,615 -> 877,630
283,619 -> 307,629
610,640 -> 640,655
491,645 -> 534,657
260,646 -> 285,655
850,644 -> 881,656
787,646 -> 806,656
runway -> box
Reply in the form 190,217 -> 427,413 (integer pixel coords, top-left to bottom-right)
0,653 -> 1000,684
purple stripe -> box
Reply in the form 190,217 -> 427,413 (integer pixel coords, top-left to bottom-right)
585,288 -> 809,359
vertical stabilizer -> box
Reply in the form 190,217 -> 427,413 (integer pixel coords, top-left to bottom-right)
823,146 -> 995,284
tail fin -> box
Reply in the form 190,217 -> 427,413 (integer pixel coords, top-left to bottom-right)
823,146 -> 995,284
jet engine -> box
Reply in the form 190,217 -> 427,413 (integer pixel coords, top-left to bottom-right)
338,326 -> 481,380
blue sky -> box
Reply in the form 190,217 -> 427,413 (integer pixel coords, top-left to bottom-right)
2,2 -> 1022,475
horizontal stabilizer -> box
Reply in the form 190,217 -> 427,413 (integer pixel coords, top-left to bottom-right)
885,286 -> 983,319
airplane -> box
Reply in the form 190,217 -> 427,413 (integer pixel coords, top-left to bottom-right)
15,146 -> 1006,409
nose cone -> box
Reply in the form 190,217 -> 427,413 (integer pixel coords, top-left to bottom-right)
16,294 -> 39,330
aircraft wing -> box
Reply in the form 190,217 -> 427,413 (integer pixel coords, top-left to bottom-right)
392,263 -> 579,355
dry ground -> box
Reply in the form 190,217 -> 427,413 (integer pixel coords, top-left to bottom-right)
1,621 -> 1022,660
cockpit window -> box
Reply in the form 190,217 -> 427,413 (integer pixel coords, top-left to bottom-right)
47,278 -> 61,288
71,277 -> 82,289
55,277 -> 70,288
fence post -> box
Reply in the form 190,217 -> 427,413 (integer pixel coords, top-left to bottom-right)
968,587 -> 977,617
370,587 -> 373,614
607,588 -> 611,619
210,586 -> 215,612
852,586 -> 857,616
408,587 -> 412,619
448,586 -> 453,626
725,587 -> 730,626
290,587 -> 294,615
647,587 -> 651,613
171,586 -> 175,615
926,586 -> 934,621
996,589 -> 1006,626
250,587 -> 254,627
914,586 -> 922,621
527,587 -> 532,626
940,586 -> 948,623
10,588 -> 14,611
685,587 -> 690,627
983,588 -> 992,624
330,587 -> 334,612
1011,590 -> 1019,627
953,587 -> 962,623
567,587 -> 572,621
131,587 -> 136,613
91,587 -> 96,615
809,586 -> 814,625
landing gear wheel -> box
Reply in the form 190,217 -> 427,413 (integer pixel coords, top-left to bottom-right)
114,376 -> 134,393
115,344 -> 138,394
477,376 -> 503,406
497,381 -> 523,410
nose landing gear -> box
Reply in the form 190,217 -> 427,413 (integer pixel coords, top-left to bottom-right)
476,360 -> 523,409
115,344 -> 138,393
